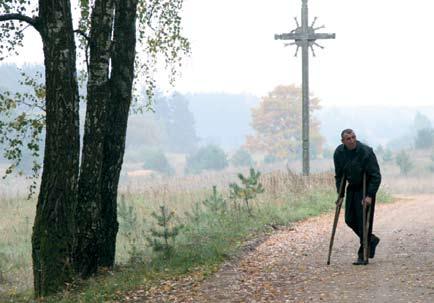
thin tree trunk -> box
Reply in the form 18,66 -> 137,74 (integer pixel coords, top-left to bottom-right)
32,0 -> 79,297
98,0 -> 138,268
74,0 -> 115,278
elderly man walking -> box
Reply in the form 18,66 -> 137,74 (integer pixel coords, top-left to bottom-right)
333,129 -> 382,265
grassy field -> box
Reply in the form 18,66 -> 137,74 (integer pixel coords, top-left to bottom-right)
0,165 -> 397,302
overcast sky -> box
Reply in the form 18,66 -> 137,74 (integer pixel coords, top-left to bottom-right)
5,0 -> 434,107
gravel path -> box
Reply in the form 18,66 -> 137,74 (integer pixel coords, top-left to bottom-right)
132,195 -> 434,302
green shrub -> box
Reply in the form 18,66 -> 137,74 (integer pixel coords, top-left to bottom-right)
415,128 -> 434,149
230,148 -> 254,167
382,149 -> 393,162
142,149 -> 174,175
185,144 -> 228,174
396,150 -> 413,175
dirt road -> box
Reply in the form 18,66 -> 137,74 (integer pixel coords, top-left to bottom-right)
137,195 -> 434,302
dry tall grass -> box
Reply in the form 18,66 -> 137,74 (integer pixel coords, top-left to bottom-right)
0,168 -> 333,296
1,153 -> 430,298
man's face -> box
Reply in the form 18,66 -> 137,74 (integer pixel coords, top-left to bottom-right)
342,132 -> 357,150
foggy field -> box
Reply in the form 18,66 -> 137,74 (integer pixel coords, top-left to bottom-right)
1,148 -> 431,299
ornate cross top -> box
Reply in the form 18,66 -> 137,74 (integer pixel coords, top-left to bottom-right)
274,0 -> 335,175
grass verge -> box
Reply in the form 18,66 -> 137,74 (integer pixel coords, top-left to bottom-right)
2,173 -> 393,302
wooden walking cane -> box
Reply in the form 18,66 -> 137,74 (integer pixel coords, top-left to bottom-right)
362,173 -> 371,264
327,175 -> 346,265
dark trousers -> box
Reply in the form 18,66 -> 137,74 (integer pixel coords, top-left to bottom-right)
345,189 -> 377,253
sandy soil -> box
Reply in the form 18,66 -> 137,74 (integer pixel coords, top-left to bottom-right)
131,195 -> 434,302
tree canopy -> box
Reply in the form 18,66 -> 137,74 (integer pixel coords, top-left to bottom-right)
245,85 -> 324,160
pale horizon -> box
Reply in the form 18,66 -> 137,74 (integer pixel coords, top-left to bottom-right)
3,0 -> 434,107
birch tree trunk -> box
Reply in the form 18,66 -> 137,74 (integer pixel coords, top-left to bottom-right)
74,0 -> 115,278
98,0 -> 138,267
31,0 -> 80,297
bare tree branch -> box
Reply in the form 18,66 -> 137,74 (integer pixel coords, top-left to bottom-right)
20,99 -> 46,112
0,13 -> 39,30
73,29 -> 89,41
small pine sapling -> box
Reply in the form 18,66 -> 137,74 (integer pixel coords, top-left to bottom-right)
118,194 -> 138,233
229,168 -> 264,215
202,185 -> 227,215
184,201 -> 202,224
117,195 -> 143,262
147,205 -> 183,258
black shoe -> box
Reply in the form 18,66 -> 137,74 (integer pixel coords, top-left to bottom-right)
369,236 -> 380,258
352,257 -> 368,265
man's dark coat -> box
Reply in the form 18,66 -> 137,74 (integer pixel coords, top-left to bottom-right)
333,141 -> 382,250
333,140 -> 381,197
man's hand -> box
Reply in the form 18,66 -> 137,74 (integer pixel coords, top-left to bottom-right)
362,196 -> 372,206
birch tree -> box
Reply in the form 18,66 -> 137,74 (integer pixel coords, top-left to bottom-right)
0,0 -> 189,296
0,0 -> 80,296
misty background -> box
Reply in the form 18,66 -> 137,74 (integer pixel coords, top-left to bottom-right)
1,63 -> 433,173
2,0 -> 434,183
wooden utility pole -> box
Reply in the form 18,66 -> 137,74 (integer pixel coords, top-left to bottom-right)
275,0 -> 335,175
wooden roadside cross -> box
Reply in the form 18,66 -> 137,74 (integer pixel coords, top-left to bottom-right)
275,0 -> 335,176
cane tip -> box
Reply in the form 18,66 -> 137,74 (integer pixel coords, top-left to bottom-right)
327,261 -> 330,265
